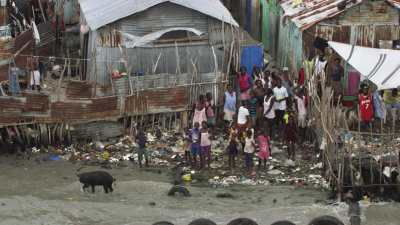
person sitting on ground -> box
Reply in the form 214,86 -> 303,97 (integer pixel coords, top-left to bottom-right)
359,84 -> 374,130
257,129 -> 270,169
284,115 -> 297,161
135,129 -> 149,168
238,66 -> 252,101
243,129 -> 256,171
189,122 -> 201,169
205,92 -> 216,129
200,121 -> 212,169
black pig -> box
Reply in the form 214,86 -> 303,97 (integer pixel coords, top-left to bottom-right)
77,171 -> 115,193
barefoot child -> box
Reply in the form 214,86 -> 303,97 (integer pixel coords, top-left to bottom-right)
227,132 -> 239,169
190,122 -> 201,169
257,129 -> 270,169
200,121 -> 212,169
284,115 -> 297,161
244,129 -> 256,170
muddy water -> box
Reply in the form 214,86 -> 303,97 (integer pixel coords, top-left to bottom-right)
0,158 -> 399,225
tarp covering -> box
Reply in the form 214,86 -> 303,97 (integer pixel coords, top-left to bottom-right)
80,0 -> 239,30
329,41 -> 400,90
240,45 -> 264,79
120,27 -> 203,48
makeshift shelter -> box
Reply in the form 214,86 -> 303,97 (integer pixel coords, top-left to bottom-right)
79,0 -> 238,90
329,41 -> 400,90
261,0 -> 400,71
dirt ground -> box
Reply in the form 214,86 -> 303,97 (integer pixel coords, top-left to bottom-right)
0,157 -> 399,225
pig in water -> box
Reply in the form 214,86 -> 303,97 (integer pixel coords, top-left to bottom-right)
77,171 -> 116,193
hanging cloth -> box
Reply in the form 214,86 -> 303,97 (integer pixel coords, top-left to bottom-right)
32,21 -> 41,45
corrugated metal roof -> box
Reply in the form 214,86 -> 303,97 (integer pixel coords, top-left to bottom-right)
80,0 -> 239,30
280,0 -> 400,31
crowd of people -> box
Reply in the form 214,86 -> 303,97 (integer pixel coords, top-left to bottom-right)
183,65 -> 309,171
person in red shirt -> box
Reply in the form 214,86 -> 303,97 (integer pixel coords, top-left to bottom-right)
359,84 -> 374,129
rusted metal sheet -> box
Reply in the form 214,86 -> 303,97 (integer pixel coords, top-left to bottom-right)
65,81 -> 93,99
0,97 -> 25,114
22,93 -> 50,113
51,96 -> 119,121
125,87 -> 188,115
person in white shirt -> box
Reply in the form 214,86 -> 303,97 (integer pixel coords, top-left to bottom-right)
273,79 -> 288,130
243,129 -> 256,170
237,103 -> 250,126
237,102 -> 250,146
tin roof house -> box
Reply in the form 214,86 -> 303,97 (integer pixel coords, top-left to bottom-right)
261,0 -> 400,71
79,0 -> 239,116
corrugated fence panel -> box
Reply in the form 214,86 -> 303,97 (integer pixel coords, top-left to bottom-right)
125,86 -> 188,115
51,96 -> 119,121
0,96 -> 26,114
22,93 -> 50,113
91,44 -> 223,85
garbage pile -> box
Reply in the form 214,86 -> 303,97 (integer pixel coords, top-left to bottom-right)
28,131 -> 185,167
27,129 -> 330,190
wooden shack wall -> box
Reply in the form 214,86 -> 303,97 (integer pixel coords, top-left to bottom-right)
303,1 -> 400,59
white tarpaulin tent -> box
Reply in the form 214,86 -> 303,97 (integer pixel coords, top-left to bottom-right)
329,41 -> 400,90
120,27 -> 203,48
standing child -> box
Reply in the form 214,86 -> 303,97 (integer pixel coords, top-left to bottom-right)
294,88 -> 307,143
227,132 -> 239,169
183,128 -> 191,166
135,129 -> 149,168
257,129 -> 270,169
205,92 -> 216,128
190,122 -> 201,169
200,121 -> 212,169
244,129 -> 256,170
284,115 -> 297,161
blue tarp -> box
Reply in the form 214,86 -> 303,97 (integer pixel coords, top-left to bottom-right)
240,45 -> 264,80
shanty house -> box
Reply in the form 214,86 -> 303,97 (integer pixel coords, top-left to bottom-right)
262,0 -> 400,70
79,0 -> 239,117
